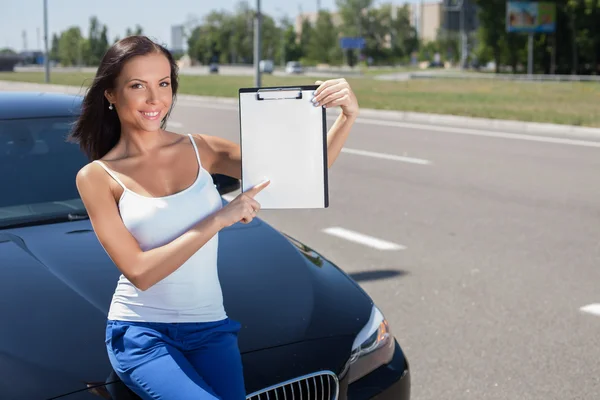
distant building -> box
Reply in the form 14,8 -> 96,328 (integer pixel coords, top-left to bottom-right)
294,11 -> 342,40
293,1 -> 446,45
441,0 -> 479,33
171,25 -> 185,53
408,1 -> 443,43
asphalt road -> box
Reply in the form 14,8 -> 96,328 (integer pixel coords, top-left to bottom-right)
2,80 -> 598,398
165,99 -> 600,400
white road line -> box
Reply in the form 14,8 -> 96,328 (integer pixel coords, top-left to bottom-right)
323,227 -> 406,251
354,118 -> 600,149
580,304 -> 600,316
167,121 -> 184,128
342,148 -> 431,165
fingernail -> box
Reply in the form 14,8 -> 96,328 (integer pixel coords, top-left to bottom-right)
314,102 -> 319,107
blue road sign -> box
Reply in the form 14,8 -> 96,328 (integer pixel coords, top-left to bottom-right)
340,37 -> 366,50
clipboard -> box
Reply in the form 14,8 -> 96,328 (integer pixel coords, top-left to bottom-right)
238,85 -> 329,209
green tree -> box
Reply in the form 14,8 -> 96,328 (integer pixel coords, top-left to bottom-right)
50,34 -> 60,62
86,17 -> 109,65
307,11 -> 340,64
260,14 -> 281,62
229,3 -> 254,63
474,0 -> 600,74
363,5 -> 397,64
336,0 -> 373,37
337,0 -> 408,65
187,2 -> 267,64
472,0 -> 505,72
58,27 -> 84,66
283,24 -> 302,63
125,25 -> 144,37
299,18 -> 314,63
390,5 -> 419,63
435,29 -> 460,63
567,0 -> 600,74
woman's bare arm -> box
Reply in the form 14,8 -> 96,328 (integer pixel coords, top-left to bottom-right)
194,134 -> 242,179
76,162 -> 267,291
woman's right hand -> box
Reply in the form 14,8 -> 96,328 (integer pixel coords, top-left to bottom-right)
215,180 -> 270,227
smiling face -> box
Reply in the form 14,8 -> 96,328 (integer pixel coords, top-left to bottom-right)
104,51 -> 173,133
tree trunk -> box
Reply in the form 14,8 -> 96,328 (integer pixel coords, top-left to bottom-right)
494,45 -> 500,73
571,13 -> 578,74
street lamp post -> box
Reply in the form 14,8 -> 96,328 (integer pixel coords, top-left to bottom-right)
254,0 -> 262,87
43,0 -> 50,83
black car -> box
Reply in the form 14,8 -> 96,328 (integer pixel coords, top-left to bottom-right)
0,91 -> 410,400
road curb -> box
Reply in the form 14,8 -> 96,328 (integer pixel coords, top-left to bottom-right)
2,80 -> 600,137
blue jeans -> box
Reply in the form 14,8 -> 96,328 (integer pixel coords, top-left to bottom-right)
105,318 -> 246,400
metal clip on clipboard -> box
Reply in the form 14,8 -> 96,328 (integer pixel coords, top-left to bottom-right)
256,87 -> 303,101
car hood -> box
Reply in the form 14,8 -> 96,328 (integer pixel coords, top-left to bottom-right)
0,216 -> 372,399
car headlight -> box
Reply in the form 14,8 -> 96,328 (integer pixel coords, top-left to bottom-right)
343,305 -> 395,385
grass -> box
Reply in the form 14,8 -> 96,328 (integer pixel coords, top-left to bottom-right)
2,71 -> 599,127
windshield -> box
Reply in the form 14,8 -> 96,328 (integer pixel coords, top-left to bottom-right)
0,116 -> 89,228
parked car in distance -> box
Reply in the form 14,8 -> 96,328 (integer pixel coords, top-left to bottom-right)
0,91 -> 410,400
259,59 -> 274,74
286,61 -> 303,74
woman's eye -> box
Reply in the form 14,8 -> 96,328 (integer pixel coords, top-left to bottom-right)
131,83 -> 143,89
160,82 -> 170,87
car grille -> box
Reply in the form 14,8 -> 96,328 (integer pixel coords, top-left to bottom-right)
246,371 -> 339,400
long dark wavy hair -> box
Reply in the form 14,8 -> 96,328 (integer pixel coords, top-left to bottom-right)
68,36 -> 179,160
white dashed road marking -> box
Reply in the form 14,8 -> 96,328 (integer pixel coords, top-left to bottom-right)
342,148 -> 431,165
322,227 -> 406,251
580,304 -> 600,317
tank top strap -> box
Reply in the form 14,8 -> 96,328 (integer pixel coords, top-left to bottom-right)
93,160 -> 128,190
187,134 -> 202,169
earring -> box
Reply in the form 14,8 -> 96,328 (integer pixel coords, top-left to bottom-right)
108,103 -> 113,110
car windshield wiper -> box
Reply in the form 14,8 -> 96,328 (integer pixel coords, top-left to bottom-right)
0,212 -> 89,230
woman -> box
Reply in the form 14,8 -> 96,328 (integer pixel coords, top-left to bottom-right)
70,35 -> 359,400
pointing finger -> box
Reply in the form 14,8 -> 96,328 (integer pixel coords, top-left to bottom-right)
245,179 -> 270,198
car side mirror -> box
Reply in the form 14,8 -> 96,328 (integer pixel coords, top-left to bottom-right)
212,174 -> 240,195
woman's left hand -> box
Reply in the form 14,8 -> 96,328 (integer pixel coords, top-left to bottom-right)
313,78 -> 359,118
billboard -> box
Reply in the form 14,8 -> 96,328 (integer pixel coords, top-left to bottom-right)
506,1 -> 556,33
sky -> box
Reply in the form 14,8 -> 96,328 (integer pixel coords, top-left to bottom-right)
0,0 -> 426,52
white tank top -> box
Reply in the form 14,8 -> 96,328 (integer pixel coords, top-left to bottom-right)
93,134 -> 227,323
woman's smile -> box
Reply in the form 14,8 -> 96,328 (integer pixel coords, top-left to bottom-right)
139,110 -> 161,120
